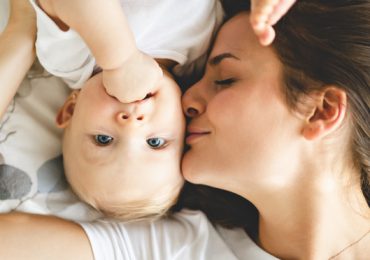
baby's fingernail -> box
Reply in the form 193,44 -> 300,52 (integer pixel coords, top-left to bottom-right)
259,27 -> 276,46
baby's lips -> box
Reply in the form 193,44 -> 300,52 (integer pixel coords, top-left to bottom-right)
115,91 -> 146,104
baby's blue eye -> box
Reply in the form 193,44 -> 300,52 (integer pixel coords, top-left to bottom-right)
94,135 -> 113,146
147,138 -> 166,149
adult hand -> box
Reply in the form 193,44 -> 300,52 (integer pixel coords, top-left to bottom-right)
103,50 -> 163,103
250,0 -> 296,46
8,0 -> 36,36
0,0 -> 36,118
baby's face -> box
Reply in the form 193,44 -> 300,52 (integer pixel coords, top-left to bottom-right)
60,72 -> 185,208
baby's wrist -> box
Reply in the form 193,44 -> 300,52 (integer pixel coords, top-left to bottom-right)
102,47 -> 141,72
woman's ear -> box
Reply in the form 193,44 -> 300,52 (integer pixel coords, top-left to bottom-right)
302,87 -> 347,140
56,90 -> 79,129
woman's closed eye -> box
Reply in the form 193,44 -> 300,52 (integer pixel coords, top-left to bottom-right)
94,134 -> 114,146
214,78 -> 237,88
147,137 -> 168,149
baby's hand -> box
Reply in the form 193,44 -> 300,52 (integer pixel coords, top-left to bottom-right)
250,0 -> 296,46
103,51 -> 163,103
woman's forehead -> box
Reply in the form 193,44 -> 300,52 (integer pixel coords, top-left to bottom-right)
210,12 -> 277,67
211,12 -> 257,55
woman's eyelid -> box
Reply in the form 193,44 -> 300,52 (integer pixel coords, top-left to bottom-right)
215,78 -> 236,85
212,67 -> 238,86
213,77 -> 237,89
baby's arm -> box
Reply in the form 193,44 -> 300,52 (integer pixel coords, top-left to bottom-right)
38,0 -> 162,103
250,0 -> 296,46
0,0 -> 36,118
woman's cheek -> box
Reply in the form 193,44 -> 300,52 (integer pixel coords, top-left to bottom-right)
207,90 -> 240,127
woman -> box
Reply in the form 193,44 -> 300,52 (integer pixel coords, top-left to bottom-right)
1,1 -> 369,259
181,1 -> 370,259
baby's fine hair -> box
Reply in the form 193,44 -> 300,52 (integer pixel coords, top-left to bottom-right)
72,178 -> 183,221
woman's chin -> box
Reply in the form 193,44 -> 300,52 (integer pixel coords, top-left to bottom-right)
182,151 -> 204,184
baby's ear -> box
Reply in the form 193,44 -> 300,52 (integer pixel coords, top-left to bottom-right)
56,91 -> 79,129
302,86 -> 347,140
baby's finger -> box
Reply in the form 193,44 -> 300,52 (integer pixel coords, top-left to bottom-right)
258,25 -> 275,46
250,0 -> 277,28
252,0 -> 279,16
268,0 -> 296,25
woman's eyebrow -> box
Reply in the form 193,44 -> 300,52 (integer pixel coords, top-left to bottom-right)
208,53 -> 240,66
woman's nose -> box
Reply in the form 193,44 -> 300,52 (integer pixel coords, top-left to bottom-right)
182,81 -> 207,118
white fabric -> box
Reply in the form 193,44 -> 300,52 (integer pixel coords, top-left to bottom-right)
80,210 -> 278,260
0,0 -> 9,32
29,0 -> 223,88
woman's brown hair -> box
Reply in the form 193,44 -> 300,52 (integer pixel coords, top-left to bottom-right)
273,0 -> 370,205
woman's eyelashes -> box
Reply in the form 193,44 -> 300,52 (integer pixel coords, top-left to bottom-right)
146,137 -> 167,149
94,134 -> 114,146
214,78 -> 237,88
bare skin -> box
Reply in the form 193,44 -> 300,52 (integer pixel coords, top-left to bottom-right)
250,0 -> 296,45
0,0 -> 36,118
0,212 -> 93,260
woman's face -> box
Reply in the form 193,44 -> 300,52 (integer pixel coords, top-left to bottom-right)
182,13 -> 302,197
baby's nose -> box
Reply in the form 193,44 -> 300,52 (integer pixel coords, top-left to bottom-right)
116,110 -> 145,123
116,100 -> 153,124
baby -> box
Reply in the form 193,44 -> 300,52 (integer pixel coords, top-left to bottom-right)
29,0 -> 295,220
30,0 -> 222,220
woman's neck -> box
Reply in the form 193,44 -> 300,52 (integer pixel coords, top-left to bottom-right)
251,166 -> 370,260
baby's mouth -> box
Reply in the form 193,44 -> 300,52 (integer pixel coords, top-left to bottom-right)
143,92 -> 155,100
135,92 -> 156,104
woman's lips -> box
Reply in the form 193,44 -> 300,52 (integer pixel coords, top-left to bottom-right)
186,127 -> 211,144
